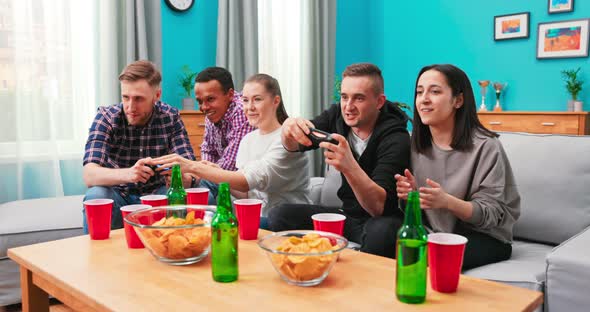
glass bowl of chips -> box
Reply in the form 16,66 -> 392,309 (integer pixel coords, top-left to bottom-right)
124,205 -> 215,265
258,230 -> 348,286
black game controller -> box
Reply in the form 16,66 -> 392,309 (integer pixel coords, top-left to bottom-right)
149,164 -> 170,176
307,128 -> 338,148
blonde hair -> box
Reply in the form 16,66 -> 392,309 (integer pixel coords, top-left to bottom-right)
118,60 -> 161,88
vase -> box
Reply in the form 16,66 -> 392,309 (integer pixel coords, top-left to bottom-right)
567,100 -> 574,112
573,101 -> 583,112
182,98 -> 195,110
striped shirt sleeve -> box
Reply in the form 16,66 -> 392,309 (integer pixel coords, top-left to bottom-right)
217,112 -> 254,171
200,121 -> 215,163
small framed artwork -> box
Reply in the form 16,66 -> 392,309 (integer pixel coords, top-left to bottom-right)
537,19 -> 590,59
494,12 -> 530,41
548,0 -> 574,14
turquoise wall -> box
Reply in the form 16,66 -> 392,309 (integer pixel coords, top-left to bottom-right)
379,0 -> 590,112
335,0 -> 385,76
160,0 -> 218,109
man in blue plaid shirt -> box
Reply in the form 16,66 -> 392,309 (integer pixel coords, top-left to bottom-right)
82,60 -> 195,233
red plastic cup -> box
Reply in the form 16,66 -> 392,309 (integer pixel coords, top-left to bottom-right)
140,195 -> 167,224
186,207 -> 206,220
186,188 -> 209,205
83,199 -> 113,240
140,194 -> 168,207
234,199 -> 262,240
428,233 -> 468,293
121,204 -> 150,249
311,213 -> 346,236
186,188 -> 209,219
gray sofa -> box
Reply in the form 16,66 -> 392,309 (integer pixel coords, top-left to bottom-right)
310,132 -> 590,312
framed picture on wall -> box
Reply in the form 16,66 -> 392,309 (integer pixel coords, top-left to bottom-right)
537,19 -> 589,59
548,0 -> 574,14
494,12 -> 530,41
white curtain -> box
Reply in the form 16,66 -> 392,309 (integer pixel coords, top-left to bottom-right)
0,0 -> 161,203
0,0 -> 98,203
257,0 -> 336,176
258,1 -> 303,119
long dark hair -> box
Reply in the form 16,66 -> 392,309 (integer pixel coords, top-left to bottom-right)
412,64 -> 498,153
244,73 -> 289,124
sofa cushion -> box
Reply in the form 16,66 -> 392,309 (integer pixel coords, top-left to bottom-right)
319,165 -> 343,208
310,177 -> 324,205
498,132 -> 590,245
0,195 -> 84,259
463,240 -> 552,292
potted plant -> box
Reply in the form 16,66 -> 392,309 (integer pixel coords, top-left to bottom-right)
178,65 -> 197,110
561,67 -> 584,112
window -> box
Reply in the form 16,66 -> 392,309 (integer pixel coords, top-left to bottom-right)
1,0 -> 99,202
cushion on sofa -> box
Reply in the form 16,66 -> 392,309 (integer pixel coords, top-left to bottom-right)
498,132 -> 590,245
463,240 -> 553,292
319,165 -> 343,208
310,177 -> 324,205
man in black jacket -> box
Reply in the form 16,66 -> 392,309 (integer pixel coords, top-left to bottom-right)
268,63 -> 410,258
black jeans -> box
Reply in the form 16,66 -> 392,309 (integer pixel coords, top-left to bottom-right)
268,204 -> 403,258
454,224 -> 512,271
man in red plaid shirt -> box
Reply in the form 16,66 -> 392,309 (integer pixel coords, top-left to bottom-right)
191,67 -> 254,203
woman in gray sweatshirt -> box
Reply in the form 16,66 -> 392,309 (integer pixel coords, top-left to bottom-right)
395,64 -> 520,270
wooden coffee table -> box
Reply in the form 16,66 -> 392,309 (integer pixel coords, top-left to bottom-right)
8,230 -> 542,311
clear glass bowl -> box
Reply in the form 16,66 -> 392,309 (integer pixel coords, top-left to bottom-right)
258,230 -> 348,286
124,205 -> 216,265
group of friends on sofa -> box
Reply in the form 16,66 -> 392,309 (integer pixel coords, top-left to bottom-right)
81,60 -> 520,270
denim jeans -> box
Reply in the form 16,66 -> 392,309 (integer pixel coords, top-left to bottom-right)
198,179 -> 219,205
259,216 -> 269,230
82,185 -> 167,234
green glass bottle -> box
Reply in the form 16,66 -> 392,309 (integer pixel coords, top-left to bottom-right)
211,182 -> 238,282
166,164 -> 187,218
396,191 -> 428,304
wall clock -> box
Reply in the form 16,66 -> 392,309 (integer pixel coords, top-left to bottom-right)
165,0 -> 194,12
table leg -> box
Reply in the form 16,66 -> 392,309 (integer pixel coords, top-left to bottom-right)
19,266 -> 49,312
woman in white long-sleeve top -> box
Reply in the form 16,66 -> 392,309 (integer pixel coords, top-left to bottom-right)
395,64 -> 520,270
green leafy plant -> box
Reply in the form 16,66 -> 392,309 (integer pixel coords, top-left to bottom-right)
333,76 -> 342,103
178,65 -> 197,98
561,67 -> 584,101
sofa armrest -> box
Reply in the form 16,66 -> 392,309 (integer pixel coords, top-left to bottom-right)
0,195 -> 84,259
545,225 -> 590,312
310,177 -> 324,205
